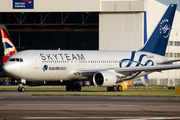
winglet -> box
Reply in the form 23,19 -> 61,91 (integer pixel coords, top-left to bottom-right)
0,28 -> 17,64
139,4 -> 177,56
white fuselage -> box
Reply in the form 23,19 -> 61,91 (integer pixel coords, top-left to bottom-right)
3,50 -> 167,81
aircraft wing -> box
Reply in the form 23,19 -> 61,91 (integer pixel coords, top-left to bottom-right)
75,64 -> 180,77
156,58 -> 180,64
73,68 -> 112,76
115,64 -> 180,73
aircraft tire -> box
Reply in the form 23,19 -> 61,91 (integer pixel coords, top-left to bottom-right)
77,85 -> 81,91
71,85 -> 76,91
117,85 -> 122,92
107,87 -> 112,91
66,85 -> 71,91
18,87 -> 21,92
21,87 -> 25,92
113,86 -> 118,92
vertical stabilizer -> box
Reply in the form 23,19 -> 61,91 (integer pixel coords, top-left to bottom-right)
139,4 -> 177,56
0,27 -> 17,63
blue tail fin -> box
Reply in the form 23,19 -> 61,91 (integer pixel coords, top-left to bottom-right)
139,4 -> 177,56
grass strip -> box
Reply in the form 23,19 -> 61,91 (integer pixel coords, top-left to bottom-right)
0,86 -> 178,92
0,87 -> 66,91
32,93 -> 180,97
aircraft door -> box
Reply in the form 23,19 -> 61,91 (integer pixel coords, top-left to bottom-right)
33,56 -> 39,69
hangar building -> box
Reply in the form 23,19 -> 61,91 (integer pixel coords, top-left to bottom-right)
0,0 -> 180,86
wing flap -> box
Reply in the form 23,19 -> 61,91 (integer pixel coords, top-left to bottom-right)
73,64 -> 180,77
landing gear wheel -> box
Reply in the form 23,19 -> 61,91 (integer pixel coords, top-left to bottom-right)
66,83 -> 81,92
113,86 -> 118,91
107,87 -> 112,91
18,87 -> 25,92
66,85 -> 71,91
21,87 -> 25,92
117,85 -> 122,92
77,85 -> 81,91
71,85 -> 76,91
18,87 -> 21,92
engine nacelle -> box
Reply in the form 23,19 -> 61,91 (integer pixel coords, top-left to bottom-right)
93,71 -> 117,87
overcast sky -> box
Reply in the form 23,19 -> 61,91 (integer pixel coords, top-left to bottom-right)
156,0 -> 180,11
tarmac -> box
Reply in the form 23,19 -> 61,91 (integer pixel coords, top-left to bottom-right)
0,91 -> 180,120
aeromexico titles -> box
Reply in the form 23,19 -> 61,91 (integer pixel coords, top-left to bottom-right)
1,4 -> 180,92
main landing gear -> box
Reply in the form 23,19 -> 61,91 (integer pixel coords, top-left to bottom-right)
18,83 -> 25,92
66,84 -> 82,91
107,85 -> 122,92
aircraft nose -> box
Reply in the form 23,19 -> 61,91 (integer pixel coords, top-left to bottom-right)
3,63 -> 20,78
3,63 -> 12,74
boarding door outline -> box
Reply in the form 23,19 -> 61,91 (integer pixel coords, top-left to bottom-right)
33,56 -> 39,69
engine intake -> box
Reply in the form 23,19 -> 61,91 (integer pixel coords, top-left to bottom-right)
93,71 -> 117,87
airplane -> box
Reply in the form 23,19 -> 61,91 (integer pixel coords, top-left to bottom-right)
0,25 -> 17,64
2,4 -> 180,92
0,26 -> 89,87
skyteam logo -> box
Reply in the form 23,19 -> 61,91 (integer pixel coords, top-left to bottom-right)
159,19 -> 170,38
42,65 -> 67,72
13,0 -> 34,9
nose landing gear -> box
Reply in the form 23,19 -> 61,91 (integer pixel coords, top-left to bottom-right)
18,84 -> 25,92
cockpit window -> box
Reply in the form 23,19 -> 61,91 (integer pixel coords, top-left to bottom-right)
9,58 -> 23,62
20,58 -> 23,62
16,58 -> 19,62
9,58 -> 15,61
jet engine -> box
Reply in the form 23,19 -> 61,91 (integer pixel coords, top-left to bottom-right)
93,71 -> 118,87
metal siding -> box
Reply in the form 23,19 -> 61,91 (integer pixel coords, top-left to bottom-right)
0,0 -> 100,12
0,0 -> 145,12
99,12 -> 143,50
101,1 -> 145,12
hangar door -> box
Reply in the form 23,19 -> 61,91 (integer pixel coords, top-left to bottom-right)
9,31 -> 98,50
